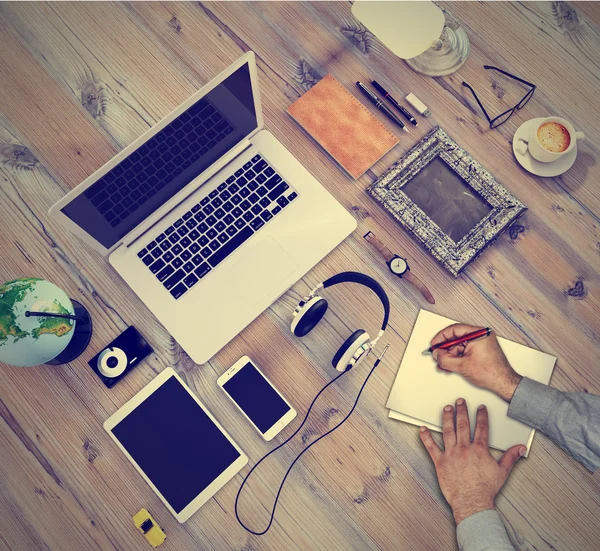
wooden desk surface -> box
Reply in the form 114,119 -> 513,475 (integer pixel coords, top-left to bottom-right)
1,2 -> 599,550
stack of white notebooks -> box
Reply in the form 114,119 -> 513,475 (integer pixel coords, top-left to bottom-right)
387,310 -> 557,454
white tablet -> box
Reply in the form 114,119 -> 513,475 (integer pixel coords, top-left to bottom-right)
104,367 -> 247,522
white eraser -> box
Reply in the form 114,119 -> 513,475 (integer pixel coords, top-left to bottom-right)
406,93 -> 430,117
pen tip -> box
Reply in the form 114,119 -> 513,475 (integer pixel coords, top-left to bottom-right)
422,348 -> 431,355
403,127 -> 409,133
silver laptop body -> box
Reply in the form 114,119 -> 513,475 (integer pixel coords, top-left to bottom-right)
50,52 -> 356,363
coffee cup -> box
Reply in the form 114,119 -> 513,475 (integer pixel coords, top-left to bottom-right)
522,117 -> 584,163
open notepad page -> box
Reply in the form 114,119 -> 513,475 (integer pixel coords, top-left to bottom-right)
387,310 -> 556,454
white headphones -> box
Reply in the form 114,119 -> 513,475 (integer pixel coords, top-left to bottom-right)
290,272 -> 390,371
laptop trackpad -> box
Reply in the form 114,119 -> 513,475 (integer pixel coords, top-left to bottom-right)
225,236 -> 298,306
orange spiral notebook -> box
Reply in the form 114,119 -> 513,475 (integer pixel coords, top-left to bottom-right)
287,75 -> 398,179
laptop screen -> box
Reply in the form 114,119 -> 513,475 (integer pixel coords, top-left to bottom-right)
61,62 -> 257,249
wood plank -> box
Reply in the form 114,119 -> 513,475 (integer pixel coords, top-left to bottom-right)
0,113 -> 482,551
0,5 -> 394,548
574,1 -> 600,29
0,19 -> 116,188
1,2 -> 153,149
438,0 -> 600,213
141,3 -> 600,548
0,2 -> 599,550
203,0 -> 600,387
0,406 -> 117,551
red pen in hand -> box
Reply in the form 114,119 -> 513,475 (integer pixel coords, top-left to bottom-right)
423,327 -> 492,355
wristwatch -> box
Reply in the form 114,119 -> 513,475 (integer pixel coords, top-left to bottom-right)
364,231 -> 435,304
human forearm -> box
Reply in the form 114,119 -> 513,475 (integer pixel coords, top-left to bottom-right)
508,377 -> 600,472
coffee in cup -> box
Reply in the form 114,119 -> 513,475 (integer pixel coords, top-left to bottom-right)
536,121 -> 571,153
524,117 -> 585,163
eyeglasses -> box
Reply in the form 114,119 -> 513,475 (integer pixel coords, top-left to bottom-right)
462,66 -> 536,129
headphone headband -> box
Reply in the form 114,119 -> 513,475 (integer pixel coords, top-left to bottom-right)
317,271 -> 390,330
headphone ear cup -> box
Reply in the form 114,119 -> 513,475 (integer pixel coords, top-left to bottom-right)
291,297 -> 329,337
332,329 -> 371,372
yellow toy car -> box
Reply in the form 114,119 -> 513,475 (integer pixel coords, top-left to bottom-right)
133,509 -> 166,548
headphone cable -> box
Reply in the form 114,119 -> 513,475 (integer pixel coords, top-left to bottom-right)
235,344 -> 390,535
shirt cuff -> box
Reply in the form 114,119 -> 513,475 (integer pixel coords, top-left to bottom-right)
457,509 -> 514,551
507,376 -> 558,430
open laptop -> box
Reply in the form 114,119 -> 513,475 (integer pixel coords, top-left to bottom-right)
49,52 -> 356,364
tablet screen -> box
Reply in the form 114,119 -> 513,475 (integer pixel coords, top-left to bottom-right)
111,376 -> 241,513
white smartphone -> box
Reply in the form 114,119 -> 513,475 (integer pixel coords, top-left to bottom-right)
217,356 -> 297,441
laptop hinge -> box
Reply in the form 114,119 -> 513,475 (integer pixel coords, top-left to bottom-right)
122,139 -> 253,249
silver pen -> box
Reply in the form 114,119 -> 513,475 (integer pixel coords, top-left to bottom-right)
356,82 -> 408,132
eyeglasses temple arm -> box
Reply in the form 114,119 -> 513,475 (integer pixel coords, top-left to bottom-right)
462,81 -> 492,123
483,66 -> 536,89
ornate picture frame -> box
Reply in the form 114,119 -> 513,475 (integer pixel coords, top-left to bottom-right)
367,126 -> 527,277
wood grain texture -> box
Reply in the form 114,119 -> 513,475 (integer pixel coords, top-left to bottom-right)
0,2 -> 599,550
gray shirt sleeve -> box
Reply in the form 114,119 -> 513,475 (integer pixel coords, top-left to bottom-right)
456,510 -> 514,550
508,376 -> 600,472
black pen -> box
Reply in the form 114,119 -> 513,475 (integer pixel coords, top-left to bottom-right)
372,81 -> 418,126
356,82 -> 408,132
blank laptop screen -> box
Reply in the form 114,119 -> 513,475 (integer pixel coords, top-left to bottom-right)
62,62 -> 257,249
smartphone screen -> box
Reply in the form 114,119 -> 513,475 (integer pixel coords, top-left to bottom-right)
221,361 -> 292,434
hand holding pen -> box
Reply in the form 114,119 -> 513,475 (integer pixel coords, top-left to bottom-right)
356,82 -> 408,132
427,324 -> 523,402
424,327 -> 491,355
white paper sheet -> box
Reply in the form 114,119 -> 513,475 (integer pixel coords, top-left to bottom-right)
387,310 -> 556,453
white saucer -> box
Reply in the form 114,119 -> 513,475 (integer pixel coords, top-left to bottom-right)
512,117 -> 577,177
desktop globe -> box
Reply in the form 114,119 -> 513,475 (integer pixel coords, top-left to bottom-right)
0,278 -> 92,367
0,278 -> 74,366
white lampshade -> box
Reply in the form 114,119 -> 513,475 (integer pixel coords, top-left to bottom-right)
351,1 -> 445,59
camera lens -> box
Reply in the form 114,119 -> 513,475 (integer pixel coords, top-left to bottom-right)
107,356 -> 119,369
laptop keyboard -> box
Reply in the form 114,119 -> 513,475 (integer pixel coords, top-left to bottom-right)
83,98 -> 233,227
136,154 -> 298,299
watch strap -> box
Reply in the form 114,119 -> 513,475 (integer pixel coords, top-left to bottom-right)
404,271 -> 435,304
364,231 -> 395,263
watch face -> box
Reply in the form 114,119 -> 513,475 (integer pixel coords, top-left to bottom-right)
389,257 -> 408,275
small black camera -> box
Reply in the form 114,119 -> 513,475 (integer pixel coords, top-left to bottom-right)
88,326 -> 153,388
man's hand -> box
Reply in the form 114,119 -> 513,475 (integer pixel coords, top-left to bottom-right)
431,324 -> 523,402
420,399 -> 526,525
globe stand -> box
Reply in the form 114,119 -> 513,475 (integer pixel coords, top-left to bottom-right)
46,300 -> 93,365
